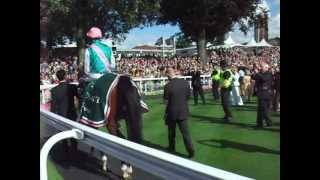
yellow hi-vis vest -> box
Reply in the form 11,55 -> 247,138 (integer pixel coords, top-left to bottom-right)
211,69 -> 221,81
220,69 -> 232,88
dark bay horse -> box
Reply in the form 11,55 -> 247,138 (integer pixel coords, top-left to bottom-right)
78,74 -> 148,170
105,75 -> 146,143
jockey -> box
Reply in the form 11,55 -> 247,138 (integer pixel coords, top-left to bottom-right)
83,27 -> 116,81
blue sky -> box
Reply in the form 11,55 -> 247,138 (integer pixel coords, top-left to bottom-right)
118,0 -> 280,49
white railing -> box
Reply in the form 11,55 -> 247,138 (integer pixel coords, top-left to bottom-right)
40,109 -> 254,180
40,75 -> 212,104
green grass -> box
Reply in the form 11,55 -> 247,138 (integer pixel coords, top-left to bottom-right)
41,121 -> 63,180
47,159 -> 63,180
46,93 -> 280,180
117,93 -> 280,180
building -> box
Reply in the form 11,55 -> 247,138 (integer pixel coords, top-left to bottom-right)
40,0 -> 49,60
254,0 -> 270,42
117,44 -> 175,57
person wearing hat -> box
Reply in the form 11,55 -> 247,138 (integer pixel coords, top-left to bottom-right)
219,66 -> 233,122
83,27 -> 116,80
163,68 -> 194,158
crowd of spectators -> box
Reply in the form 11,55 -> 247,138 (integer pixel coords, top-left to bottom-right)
40,56 -> 78,85
117,47 -> 280,78
40,47 -> 280,84
209,47 -> 280,70
117,56 -> 212,78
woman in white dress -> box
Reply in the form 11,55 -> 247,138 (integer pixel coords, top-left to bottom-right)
230,66 -> 244,106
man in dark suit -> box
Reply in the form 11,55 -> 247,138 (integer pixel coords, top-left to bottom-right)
190,67 -> 205,105
51,69 -> 79,120
164,68 -> 194,158
51,69 -> 79,156
272,69 -> 280,112
252,63 -> 273,128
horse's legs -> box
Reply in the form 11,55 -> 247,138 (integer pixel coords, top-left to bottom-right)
106,87 -> 119,136
116,76 -> 143,143
100,87 -> 120,172
123,88 -> 143,143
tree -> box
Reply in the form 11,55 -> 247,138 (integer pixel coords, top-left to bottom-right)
174,32 -> 193,48
47,0 -> 160,68
158,0 -> 258,64
40,0 -> 49,60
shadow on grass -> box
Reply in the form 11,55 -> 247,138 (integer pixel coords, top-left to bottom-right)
144,95 -> 163,100
233,105 -> 257,112
142,140 -> 189,158
272,113 -> 280,117
273,122 -> 280,126
204,102 -> 221,105
243,101 -> 257,104
190,114 -> 280,133
197,139 -> 280,155
50,142 -> 121,180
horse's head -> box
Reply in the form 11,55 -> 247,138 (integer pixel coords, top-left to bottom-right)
117,75 -> 144,144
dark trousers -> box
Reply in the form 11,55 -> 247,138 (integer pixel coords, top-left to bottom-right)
257,98 -> 272,126
212,80 -> 220,101
168,120 -> 194,156
272,90 -> 280,111
193,86 -> 205,105
63,117 -> 78,157
221,88 -> 232,118
63,139 -> 78,154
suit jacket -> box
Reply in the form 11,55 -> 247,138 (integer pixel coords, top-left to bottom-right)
51,82 -> 79,121
191,71 -> 202,88
274,72 -> 280,91
164,78 -> 191,123
252,72 -> 273,100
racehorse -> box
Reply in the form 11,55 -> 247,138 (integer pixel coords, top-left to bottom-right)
78,73 -> 148,170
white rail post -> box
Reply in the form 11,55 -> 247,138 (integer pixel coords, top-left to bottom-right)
40,129 -> 84,180
208,76 -> 212,87
139,80 -> 143,92
144,82 -> 147,94
41,90 -> 46,104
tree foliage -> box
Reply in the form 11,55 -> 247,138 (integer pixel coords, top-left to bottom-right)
174,32 -> 193,48
45,0 -> 160,67
158,0 -> 259,64
47,0 -> 160,46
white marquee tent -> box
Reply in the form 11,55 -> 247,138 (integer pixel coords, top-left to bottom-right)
256,39 -> 273,47
245,38 -> 258,47
209,35 -> 243,49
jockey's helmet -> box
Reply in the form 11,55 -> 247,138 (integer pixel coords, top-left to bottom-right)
86,27 -> 102,39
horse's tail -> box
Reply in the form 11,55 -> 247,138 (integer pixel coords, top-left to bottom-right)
118,75 -> 143,143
